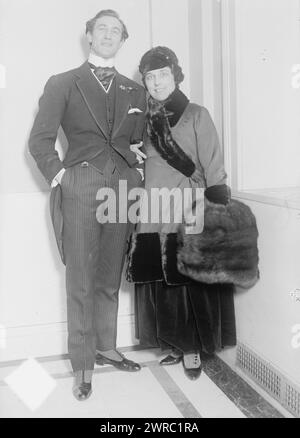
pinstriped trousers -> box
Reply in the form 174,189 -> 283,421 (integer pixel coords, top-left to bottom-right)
60,159 -> 139,372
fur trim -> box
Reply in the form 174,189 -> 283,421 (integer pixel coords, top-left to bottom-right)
160,233 -> 190,286
177,199 -> 259,289
126,232 -> 190,286
126,233 -> 163,283
154,88 -> 189,127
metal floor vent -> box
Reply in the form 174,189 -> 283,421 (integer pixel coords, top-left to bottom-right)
237,343 -> 300,418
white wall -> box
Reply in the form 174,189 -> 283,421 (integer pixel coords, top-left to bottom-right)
221,0 -> 300,386
233,198 -> 300,385
0,0 -> 192,361
188,0 -> 223,141
151,0 -> 191,98
187,0 -> 300,387
234,0 -> 300,190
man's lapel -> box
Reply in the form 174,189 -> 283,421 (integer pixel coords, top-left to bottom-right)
112,74 -> 131,138
75,61 -> 108,139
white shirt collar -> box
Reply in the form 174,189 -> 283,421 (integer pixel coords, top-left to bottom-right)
88,53 -> 115,68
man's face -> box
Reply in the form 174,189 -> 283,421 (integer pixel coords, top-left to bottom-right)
145,67 -> 176,101
87,15 -> 124,59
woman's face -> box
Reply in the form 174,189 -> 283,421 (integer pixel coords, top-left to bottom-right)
145,66 -> 176,101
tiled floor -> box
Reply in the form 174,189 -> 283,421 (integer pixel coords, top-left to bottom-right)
0,348 -> 287,418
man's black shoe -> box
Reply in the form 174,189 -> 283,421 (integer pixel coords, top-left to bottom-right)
96,352 -> 141,372
73,370 -> 92,401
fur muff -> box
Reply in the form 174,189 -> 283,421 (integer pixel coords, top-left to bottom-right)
177,199 -> 259,289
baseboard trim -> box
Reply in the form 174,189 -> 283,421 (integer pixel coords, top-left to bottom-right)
0,315 -> 137,362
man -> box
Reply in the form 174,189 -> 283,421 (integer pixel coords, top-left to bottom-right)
29,10 -> 146,401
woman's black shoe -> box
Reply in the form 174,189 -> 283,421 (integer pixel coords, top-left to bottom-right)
183,352 -> 202,380
160,354 -> 183,366
96,352 -> 141,372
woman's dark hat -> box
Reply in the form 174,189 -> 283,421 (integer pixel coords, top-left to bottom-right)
139,46 -> 179,75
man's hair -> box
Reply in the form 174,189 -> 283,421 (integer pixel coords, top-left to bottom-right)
85,9 -> 129,41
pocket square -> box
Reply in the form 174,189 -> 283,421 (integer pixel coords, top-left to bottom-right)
128,108 -> 143,114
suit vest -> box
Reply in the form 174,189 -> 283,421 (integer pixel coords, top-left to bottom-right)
89,77 -> 125,173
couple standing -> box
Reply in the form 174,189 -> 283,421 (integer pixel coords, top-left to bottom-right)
29,9 -> 236,401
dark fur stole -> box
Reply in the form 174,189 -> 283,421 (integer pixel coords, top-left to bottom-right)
177,199 -> 259,289
147,92 -> 195,177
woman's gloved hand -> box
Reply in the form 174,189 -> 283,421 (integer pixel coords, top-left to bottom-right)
204,184 -> 231,205
190,164 -> 205,185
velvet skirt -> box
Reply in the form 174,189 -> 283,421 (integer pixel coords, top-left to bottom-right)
135,280 -> 237,354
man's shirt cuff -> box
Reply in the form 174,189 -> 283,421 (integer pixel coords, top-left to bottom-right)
51,168 -> 66,188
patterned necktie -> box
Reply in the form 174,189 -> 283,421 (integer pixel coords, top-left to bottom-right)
89,63 -> 116,91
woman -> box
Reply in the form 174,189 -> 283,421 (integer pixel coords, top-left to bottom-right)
127,47 -> 236,380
